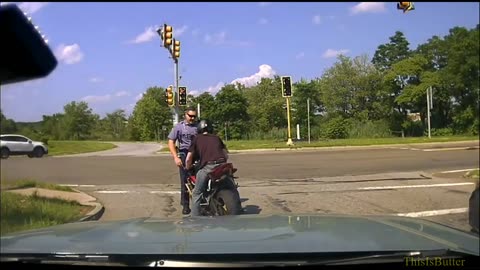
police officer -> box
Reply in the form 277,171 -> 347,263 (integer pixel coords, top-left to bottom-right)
167,107 -> 198,215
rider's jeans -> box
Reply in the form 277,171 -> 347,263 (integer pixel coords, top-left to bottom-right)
192,163 -> 222,216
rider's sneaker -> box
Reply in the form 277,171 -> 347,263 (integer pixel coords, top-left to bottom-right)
182,206 -> 191,215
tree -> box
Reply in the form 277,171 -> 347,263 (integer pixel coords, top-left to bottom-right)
62,101 -> 97,140
291,78 -> 322,138
41,113 -> 65,140
130,86 -> 172,141
190,92 -> 216,121
244,77 -> 287,135
214,84 -> 249,140
1,110 -> 17,134
372,31 -> 411,71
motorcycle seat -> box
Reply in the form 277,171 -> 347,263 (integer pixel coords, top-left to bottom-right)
208,163 -> 236,181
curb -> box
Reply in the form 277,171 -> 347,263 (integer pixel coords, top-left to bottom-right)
78,203 -> 105,222
72,188 -> 105,222
155,140 -> 479,154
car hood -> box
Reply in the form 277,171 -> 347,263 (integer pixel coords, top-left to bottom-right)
1,214 -> 479,255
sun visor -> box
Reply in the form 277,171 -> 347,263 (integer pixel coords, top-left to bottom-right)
0,4 -> 57,86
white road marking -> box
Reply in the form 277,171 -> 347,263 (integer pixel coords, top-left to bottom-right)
149,191 -> 181,194
358,182 -> 474,191
59,184 -> 96,187
395,207 -> 468,217
95,190 -> 129,194
422,147 -> 478,152
440,168 -> 479,174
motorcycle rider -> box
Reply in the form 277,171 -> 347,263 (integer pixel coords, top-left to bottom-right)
185,119 -> 229,216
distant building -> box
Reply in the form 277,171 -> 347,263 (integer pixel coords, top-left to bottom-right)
407,112 -> 421,122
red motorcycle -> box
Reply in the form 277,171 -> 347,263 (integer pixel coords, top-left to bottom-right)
185,162 -> 242,216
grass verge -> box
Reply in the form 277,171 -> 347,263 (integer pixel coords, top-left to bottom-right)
48,140 -> 117,156
465,169 -> 480,179
0,191 -> 91,235
1,179 -> 75,192
223,136 -> 478,150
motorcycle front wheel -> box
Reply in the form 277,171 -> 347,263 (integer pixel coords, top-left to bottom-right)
213,189 -> 242,216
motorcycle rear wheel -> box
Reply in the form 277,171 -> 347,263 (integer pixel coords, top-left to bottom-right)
214,189 -> 242,215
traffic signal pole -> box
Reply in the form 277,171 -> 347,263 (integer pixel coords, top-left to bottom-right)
286,97 -> 294,146
281,76 -> 294,146
173,58 -> 179,125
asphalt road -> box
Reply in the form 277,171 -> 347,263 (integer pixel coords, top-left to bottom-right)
1,141 -> 478,234
1,143 -> 478,185
74,170 -> 478,233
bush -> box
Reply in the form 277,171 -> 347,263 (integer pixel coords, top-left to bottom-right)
426,128 -> 454,137
470,118 -> 479,136
402,120 -> 424,137
321,117 -> 349,139
347,119 -> 392,138
40,137 -> 49,145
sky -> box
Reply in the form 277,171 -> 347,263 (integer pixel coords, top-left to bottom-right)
1,2 -> 478,122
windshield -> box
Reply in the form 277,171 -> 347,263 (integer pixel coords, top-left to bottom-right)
0,1 -> 479,266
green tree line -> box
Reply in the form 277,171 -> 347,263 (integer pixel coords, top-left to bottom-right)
1,25 -> 478,141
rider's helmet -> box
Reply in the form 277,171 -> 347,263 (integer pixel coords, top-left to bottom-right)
197,119 -> 213,134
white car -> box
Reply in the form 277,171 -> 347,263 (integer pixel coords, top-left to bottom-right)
0,134 -> 48,159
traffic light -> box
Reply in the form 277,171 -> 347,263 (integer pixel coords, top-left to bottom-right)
172,39 -> 180,59
281,76 -> 292,97
178,86 -> 187,106
397,2 -> 414,13
165,85 -> 175,107
162,24 -> 173,48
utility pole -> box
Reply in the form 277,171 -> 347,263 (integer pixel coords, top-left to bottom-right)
426,86 -> 433,139
197,103 -> 201,119
307,97 -> 311,144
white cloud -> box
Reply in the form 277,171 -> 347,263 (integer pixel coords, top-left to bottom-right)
135,92 -> 145,101
230,64 -> 276,87
189,90 -> 201,96
81,94 -> 112,103
89,77 -> 103,83
115,91 -> 130,97
55,43 -> 84,64
81,90 -> 130,103
175,25 -> 188,37
129,26 -> 158,44
322,49 -> 350,58
258,2 -> 271,7
123,103 -> 136,115
18,2 -> 49,14
296,52 -> 305,59
312,15 -> 321,25
258,18 -> 269,25
204,31 -> 252,47
350,2 -> 386,14
129,24 -> 187,44
205,82 -> 225,95
200,64 -> 276,96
